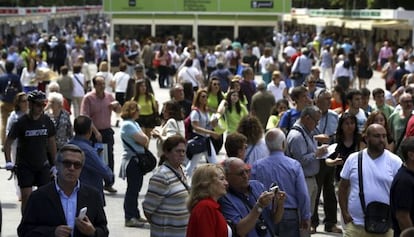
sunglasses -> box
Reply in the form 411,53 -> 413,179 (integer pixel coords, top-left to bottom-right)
60,160 -> 83,169
229,168 -> 250,177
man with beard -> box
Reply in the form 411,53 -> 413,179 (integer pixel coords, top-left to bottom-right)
338,124 -> 402,236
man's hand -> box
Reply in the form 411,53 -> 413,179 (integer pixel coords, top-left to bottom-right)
315,145 -> 328,158
54,225 -> 72,237
75,215 -> 96,236
5,161 -> 14,170
313,134 -> 330,144
300,219 -> 310,231
50,166 -> 58,178
95,131 -> 102,143
257,191 -> 275,208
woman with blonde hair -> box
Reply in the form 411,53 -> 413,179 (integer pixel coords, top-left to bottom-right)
119,100 -> 149,228
186,164 -> 229,237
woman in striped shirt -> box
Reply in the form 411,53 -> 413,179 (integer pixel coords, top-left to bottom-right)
143,135 -> 190,237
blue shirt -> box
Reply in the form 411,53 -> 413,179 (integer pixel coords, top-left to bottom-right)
69,136 -> 114,203
316,110 -> 339,144
278,108 -> 301,131
120,120 -> 145,154
251,151 -> 311,220
286,122 -> 320,177
219,180 -> 273,237
55,180 -> 80,235
0,73 -> 21,103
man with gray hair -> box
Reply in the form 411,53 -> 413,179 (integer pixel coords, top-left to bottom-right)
286,105 -> 328,235
251,128 -> 310,236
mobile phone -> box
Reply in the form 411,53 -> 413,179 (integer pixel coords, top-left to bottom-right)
78,207 -> 87,219
269,182 -> 279,193
269,185 -> 279,193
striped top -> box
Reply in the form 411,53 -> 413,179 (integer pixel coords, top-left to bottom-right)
143,164 -> 190,237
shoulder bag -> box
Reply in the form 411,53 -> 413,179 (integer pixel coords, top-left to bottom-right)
121,137 -> 156,174
358,151 -> 391,234
291,57 -> 302,80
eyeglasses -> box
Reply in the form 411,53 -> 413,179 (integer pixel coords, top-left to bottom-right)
60,160 -> 83,169
228,168 -> 250,177
212,83 -> 220,86
308,115 -> 320,124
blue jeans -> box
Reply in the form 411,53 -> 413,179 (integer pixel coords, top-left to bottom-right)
275,209 -> 301,237
124,158 -> 144,220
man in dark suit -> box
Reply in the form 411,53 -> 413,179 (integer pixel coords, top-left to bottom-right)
17,144 -> 109,237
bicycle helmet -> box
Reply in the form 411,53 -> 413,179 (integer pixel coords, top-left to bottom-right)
27,90 -> 47,103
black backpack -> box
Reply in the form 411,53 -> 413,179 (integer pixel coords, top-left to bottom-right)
3,78 -> 19,99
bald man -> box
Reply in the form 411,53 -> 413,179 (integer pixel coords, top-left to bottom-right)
251,128 -> 310,236
338,124 -> 402,237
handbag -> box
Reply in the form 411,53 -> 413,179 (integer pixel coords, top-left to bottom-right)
291,57 -> 302,80
122,138 -> 156,174
150,98 -> 162,126
186,134 -> 209,160
358,65 -> 373,79
358,151 -> 391,234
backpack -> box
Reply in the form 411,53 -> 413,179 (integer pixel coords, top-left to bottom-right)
3,77 -> 19,100
184,109 -> 200,140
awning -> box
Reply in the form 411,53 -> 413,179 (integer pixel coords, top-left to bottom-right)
343,20 -> 373,30
372,20 -> 413,30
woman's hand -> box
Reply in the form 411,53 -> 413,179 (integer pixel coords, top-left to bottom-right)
151,129 -> 160,138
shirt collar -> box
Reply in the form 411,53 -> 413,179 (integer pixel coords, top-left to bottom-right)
55,179 -> 81,196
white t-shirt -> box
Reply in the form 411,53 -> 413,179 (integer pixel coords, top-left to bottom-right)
72,73 -> 86,97
177,67 -> 201,88
267,81 -> 286,102
340,149 -> 402,226
113,71 -> 130,93
258,56 -> 274,74
346,108 -> 367,133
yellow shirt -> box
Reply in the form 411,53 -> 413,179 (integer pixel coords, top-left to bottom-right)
137,94 -> 155,116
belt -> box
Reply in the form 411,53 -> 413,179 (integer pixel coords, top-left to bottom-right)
285,208 -> 298,211
305,176 -> 315,179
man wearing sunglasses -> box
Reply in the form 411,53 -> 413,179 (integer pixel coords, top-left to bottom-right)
4,90 -> 57,213
219,157 -> 286,237
18,144 -> 109,237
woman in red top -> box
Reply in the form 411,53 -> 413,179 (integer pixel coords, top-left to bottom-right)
330,85 -> 348,114
186,164 -> 229,237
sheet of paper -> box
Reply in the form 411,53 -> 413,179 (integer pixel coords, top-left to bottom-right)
318,143 -> 338,159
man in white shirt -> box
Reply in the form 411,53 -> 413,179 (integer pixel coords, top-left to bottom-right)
283,41 -> 296,58
267,70 -> 287,102
338,124 -> 402,237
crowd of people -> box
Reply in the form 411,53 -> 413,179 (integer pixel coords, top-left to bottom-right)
2,17 -> 414,237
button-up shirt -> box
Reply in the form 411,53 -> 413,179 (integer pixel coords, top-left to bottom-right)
286,122 -> 320,177
55,180 -> 80,235
251,151 -> 311,220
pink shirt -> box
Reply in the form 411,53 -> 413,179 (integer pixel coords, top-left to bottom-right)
81,91 -> 115,130
378,46 -> 393,61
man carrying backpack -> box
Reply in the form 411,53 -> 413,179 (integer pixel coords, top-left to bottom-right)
0,61 -> 21,149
